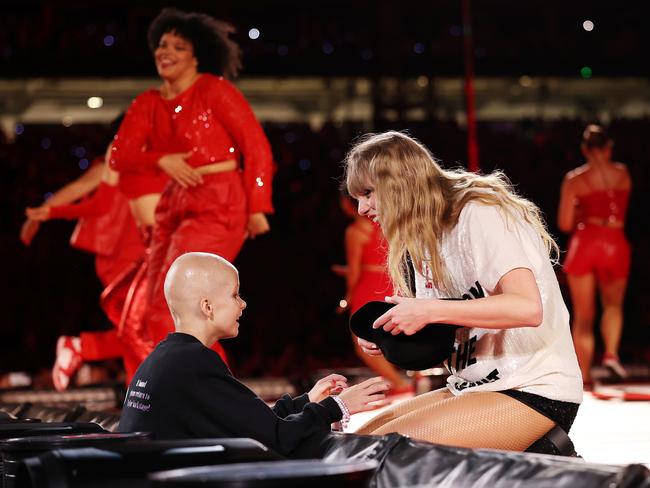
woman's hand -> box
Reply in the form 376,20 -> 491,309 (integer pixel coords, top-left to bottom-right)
337,376 -> 389,414
373,296 -> 433,336
158,152 -> 203,188
357,337 -> 383,356
20,219 -> 41,246
25,206 -> 51,222
308,374 -> 347,403
246,212 -> 270,239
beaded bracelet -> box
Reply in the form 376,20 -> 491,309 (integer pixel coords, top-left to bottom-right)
332,395 -> 351,430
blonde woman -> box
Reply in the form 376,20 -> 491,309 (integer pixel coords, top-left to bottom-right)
344,131 -> 582,452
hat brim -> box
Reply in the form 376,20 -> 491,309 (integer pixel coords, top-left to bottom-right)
350,301 -> 457,371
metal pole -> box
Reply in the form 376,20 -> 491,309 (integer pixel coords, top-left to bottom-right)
462,0 -> 479,172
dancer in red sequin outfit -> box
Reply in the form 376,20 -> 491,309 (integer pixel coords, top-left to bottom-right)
558,125 -> 632,385
109,9 -> 274,363
341,196 -> 410,394
24,147 -> 145,389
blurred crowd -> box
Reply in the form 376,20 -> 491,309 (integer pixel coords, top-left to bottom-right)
1,1 -> 648,78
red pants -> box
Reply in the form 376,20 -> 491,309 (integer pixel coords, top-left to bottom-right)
78,222 -> 145,381
80,330 -> 121,360
563,223 -> 631,282
100,257 -> 154,383
145,171 -> 248,358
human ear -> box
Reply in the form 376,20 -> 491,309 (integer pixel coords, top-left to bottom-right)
200,298 -> 213,320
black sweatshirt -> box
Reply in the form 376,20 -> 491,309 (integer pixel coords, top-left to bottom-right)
118,333 -> 342,457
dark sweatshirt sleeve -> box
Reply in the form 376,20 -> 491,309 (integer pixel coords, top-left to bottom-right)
272,393 -> 311,418
191,355 -> 341,457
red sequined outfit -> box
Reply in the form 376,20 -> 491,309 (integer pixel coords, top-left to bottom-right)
110,74 -> 274,360
49,180 -> 145,379
349,221 -> 392,314
563,188 -> 631,282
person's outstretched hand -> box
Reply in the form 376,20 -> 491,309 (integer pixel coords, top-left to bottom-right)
246,212 -> 270,239
357,337 -> 383,357
158,152 -> 203,188
308,374 -> 348,403
337,376 -> 390,414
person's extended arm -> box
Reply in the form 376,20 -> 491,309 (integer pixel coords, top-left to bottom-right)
208,78 -> 274,237
209,78 -> 274,214
557,174 -> 577,233
46,161 -> 104,206
48,182 -> 117,220
25,163 -> 119,221
196,364 -> 385,456
373,203 -> 543,336
20,162 -> 104,245
374,267 -> 543,335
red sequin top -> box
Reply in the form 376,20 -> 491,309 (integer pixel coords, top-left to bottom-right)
577,190 -> 629,222
360,220 -> 387,266
110,74 -> 274,214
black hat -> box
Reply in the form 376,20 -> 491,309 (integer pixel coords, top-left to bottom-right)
349,301 -> 457,371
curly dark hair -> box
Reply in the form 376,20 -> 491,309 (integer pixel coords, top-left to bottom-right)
147,8 -> 242,80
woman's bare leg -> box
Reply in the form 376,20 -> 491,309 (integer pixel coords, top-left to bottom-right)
358,391 -> 554,451
352,334 -> 408,389
567,273 -> 597,383
355,388 -> 452,434
598,278 -> 627,358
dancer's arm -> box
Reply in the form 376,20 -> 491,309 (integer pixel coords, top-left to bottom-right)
20,161 -> 103,245
48,182 -> 117,220
45,161 -> 105,206
208,78 -> 274,215
26,164 -> 119,221
109,92 -> 170,173
557,172 -> 578,233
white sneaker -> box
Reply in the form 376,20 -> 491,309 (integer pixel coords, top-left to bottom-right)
603,356 -> 627,379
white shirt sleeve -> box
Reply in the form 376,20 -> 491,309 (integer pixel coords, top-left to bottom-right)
462,203 -> 534,293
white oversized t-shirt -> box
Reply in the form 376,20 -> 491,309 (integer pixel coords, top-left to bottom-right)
414,202 -> 583,404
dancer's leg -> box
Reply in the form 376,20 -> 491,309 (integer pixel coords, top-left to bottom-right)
80,330 -> 122,360
352,333 -> 408,390
567,273 -> 597,383
599,278 -> 628,378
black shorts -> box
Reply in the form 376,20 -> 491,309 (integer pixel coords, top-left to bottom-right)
499,390 -> 580,433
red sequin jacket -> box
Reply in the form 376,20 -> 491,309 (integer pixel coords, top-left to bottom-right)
110,74 -> 274,214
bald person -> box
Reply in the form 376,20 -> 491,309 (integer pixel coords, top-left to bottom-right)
118,252 -> 388,458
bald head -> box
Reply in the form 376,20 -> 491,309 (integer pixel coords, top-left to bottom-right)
164,252 -> 239,330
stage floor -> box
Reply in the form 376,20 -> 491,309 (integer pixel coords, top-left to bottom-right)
346,390 -> 650,467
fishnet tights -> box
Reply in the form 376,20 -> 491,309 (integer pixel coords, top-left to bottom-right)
354,388 -> 555,451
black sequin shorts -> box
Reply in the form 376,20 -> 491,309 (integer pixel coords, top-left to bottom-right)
499,390 -> 580,433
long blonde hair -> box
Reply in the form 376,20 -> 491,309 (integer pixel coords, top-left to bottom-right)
344,131 -> 558,296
